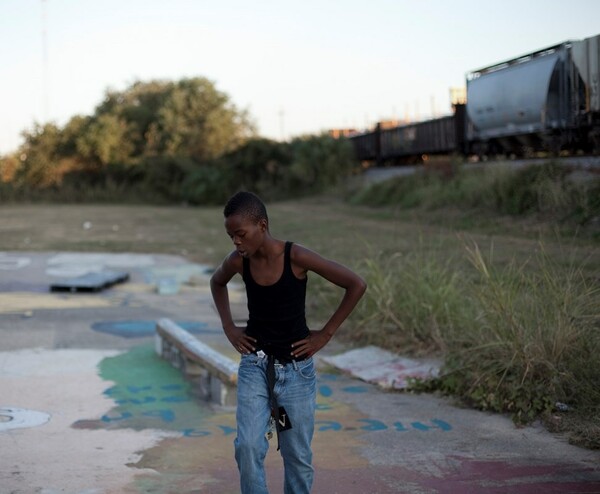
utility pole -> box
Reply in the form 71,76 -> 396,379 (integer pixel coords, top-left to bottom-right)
41,0 -> 49,122
278,107 -> 285,141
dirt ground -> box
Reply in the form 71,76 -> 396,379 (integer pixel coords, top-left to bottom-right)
1,198 -> 597,270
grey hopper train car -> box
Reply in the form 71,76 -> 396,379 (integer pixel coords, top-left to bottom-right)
571,34 -> 600,151
350,33 -> 600,164
466,45 -> 573,154
466,37 -> 597,155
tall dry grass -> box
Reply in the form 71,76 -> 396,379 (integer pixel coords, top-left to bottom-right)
348,243 -> 468,354
337,238 -> 600,444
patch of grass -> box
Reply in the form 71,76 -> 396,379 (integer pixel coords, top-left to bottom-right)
443,244 -> 600,421
350,162 -> 600,239
343,242 -> 470,355
360,238 -> 600,446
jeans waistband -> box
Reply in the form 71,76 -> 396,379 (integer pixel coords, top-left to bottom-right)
253,349 -> 307,364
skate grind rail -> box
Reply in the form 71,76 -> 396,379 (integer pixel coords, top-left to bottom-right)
155,318 -> 238,407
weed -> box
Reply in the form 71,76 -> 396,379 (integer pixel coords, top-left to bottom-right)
438,242 -> 600,427
344,241 -> 470,355
337,234 -> 600,444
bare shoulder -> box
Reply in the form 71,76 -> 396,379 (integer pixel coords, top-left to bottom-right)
290,242 -> 325,266
290,242 -> 339,273
224,250 -> 244,273
290,242 -> 365,290
212,250 -> 243,284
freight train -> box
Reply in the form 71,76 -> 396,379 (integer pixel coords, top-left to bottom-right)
350,33 -> 600,164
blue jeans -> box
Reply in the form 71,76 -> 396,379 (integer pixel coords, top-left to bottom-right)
235,353 -> 317,494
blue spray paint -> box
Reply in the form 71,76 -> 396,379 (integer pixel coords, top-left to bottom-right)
92,320 -> 217,338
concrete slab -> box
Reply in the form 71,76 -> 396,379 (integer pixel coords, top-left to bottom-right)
0,251 -> 599,493
322,345 -> 440,389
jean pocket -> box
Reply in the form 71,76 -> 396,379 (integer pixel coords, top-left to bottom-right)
239,354 -> 261,368
296,358 -> 316,380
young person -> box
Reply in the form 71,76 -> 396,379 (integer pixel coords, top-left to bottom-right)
210,191 -> 366,494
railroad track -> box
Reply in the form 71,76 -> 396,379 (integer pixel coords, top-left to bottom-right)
362,155 -> 600,183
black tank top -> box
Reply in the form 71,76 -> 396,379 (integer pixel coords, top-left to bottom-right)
242,241 -> 309,356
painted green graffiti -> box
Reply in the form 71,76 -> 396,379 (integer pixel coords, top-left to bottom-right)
98,344 -> 210,431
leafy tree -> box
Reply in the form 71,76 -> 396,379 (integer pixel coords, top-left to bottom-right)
58,115 -> 88,157
92,77 -> 255,163
143,78 -> 255,161
95,80 -> 174,157
0,154 -> 20,183
75,114 -> 133,166
8,76 -> 256,192
16,123 -> 62,187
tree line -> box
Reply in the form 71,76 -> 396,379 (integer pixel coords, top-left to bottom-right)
0,77 -> 357,203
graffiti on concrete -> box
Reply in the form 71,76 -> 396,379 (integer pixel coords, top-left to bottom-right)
0,254 -> 31,270
143,263 -> 213,295
90,345 -> 212,432
315,418 -> 452,432
0,281 -> 48,293
319,384 -> 369,397
92,320 -> 218,338
0,407 -> 51,431
142,264 -> 212,285
92,346 -> 454,438
99,381 -> 199,431
99,378 -> 452,437
46,253 -> 155,278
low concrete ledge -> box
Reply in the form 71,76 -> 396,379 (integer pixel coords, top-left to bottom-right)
155,318 -> 238,407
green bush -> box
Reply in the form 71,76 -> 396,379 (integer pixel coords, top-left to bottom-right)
216,138 -> 292,200
139,155 -> 196,201
180,164 -> 232,205
285,134 -> 357,194
492,162 -> 568,215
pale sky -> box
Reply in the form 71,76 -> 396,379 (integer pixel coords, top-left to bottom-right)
1,0 -> 599,154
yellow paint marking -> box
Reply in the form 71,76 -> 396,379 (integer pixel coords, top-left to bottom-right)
112,283 -> 156,293
113,283 -> 213,295
0,292 -> 113,314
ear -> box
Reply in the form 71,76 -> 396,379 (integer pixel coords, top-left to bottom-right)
259,218 -> 268,232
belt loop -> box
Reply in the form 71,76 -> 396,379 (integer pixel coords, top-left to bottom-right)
292,359 -> 298,371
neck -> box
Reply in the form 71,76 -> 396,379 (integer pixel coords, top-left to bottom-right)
252,234 -> 282,260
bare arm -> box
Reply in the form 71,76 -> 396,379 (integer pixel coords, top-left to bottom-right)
210,252 -> 256,354
290,244 -> 367,359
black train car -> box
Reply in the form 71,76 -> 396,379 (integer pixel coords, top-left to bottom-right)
352,104 -> 467,164
351,129 -> 379,162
